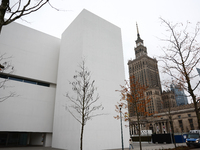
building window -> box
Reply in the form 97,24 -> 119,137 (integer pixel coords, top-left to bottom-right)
178,120 -> 184,132
0,74 -> 7,79
37,82 -> 50,87
188,114 -> 191,117
129,67 -> 131,72
178,115 -> 181,119
9,77 -> 23,82
24,79 -> 36,85
0,73 -> 50,87
188,119 -> 194,130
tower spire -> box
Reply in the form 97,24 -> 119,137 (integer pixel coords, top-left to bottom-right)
136,22 -> 140,37
134,22 -> 147,58
135,22 -> 143,45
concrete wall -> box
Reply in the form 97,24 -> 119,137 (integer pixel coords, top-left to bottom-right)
0,23 -> 60,83
44,133 -> 52,147
0,23 -> 60,133
52,9 -> 129,150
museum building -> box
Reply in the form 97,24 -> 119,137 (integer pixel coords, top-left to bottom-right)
0,9 -> 129,150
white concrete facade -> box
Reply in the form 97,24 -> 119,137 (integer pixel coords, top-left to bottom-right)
0,21 -> 60,146
0,22 -> 59,132
0,9 -> 129,149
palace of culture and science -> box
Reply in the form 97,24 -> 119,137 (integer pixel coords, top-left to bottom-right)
128,24 -> 163,115
128,25 -> 197,135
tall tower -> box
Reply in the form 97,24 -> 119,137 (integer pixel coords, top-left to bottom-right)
135,23 -> 147,58
128,24 -> 162,114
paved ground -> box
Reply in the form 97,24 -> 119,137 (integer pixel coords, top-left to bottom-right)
109,143 -> 198,150
0,147 -> 61,150
1,143 -> 200,150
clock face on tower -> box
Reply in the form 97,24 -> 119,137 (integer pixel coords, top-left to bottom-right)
137,42 -> 143,46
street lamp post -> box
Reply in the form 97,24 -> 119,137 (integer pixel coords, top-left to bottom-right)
119,104 -> 124,150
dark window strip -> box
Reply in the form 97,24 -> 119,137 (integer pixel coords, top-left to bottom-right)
0,74 -> 50,87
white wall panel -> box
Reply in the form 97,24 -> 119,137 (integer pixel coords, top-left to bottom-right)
0,80 -> 55,132
0,23 -> 60,84
52,9 -> 129,150
44,133 -> 52,147
0,23 -> 59,133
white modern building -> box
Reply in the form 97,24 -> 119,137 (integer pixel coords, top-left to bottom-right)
0,9 -> 129,150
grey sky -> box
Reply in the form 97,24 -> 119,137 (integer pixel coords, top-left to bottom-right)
14,0 -> 200,84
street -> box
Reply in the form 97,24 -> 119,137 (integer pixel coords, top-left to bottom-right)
1,143 -> 200,150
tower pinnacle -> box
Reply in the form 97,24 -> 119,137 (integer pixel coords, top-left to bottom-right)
135,22 -> 143,45
136,22 -> 140,37
134,23 -> 147,58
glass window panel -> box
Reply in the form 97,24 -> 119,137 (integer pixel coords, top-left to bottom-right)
0,74 -> 8,79
24,80 -> 36,84
9,77 -> 23,82
37,82 -> 50,87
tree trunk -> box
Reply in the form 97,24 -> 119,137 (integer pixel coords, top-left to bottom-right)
0,10 -> 4,33
181,50 -> 200,129
0,0 -> 9,33
80,123 -> 84,150
138,124 -> 142,150
188,83 -> 200,129
0,24 -> 2,33
169,116 -> 176,148
194,100 -> 200,129
168,101 -> 176,148
137,114 -> 142,150
80,96 -> 85,150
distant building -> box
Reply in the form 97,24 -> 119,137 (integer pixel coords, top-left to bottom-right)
162,90 -> 176,109
129,103 -> 199,135
197,68 -> 200,76
170,83 -> 188,106
128,24 -> 162,115
152,103 -> 199,133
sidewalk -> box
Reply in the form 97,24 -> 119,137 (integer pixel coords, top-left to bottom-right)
0,143 -> 189,150
0,147 -> 62,150
110,143 -> 187,150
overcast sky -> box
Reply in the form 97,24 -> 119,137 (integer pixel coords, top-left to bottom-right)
14,0 -> 200,87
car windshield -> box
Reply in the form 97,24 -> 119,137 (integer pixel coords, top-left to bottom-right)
188,133 -> 199,138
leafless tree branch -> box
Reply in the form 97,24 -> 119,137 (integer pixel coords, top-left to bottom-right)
65,60 -> 104,150
159,18 -> 200,129
0,53 -> 17,102
0,0 -> 65,33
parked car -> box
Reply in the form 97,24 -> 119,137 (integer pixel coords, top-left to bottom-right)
186,130 -> 200,147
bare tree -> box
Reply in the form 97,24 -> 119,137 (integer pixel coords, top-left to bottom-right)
0,53 -> 16,102
115,75 -> 152,150
65,60 -> 104,150
167,95 -> 176,148
0,0 -> 57,33
159,18 -> 200,129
